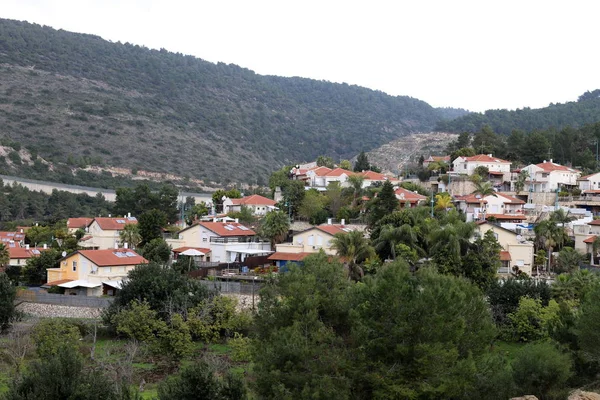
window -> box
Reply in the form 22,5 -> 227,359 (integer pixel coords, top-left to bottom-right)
316,235 -> 323,246
308,235 -> 314,246
105,267 -> 112,273
202,237 -> 208,243
72,261 -> 77,272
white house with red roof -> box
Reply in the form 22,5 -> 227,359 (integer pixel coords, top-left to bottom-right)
78,216 -> 138,250
455,192 -> 526,222
67,218 -> 93,234
7,244 -> 49,268
578,172 -> 600,194
394,187 -> 427,208
452,154 -> 511,178
522,160 -> 581,192
359,170 -> 401,188
222,195 -> 278,216
269,220 -> 362,267
176,221 -> 271,264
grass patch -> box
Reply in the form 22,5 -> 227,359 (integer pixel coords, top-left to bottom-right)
493,340 -> 526,362
207,343 -> 232,355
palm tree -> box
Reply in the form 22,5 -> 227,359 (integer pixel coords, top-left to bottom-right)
472,181 -> 496,221
549,209 -> 577,227
258,210 -> 290,248
434,193 -> 454,212
429,221 -> 475,260
555,247 -> 584,274
534,220 -> 566,273
0,244 -> 9,268
330,230 -> 374,281
347,174 -> 365,208
373,224 -> 420,261
119,223 -> 142,249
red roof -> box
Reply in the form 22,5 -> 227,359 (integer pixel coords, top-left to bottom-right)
489,171 -> 505,176
486,214 -> 527,220
455,194 -> 488,204
308,166 -> 333,177
583,190 -> 600,194
497,193 -> 526,204
267,252 -> 311,261
360,170 -> 388,180
9,247 -> 48,259
198,222 -> 256,237
535,162 -> 579,173
500,251 -> 511,261
229,195 -> 277,207
172,246 -> 211,254
78,249 -> 147,267
314,224 -> 356,236
67,218 -> 93,230
0,231 -> 26,241
589,220 -> 600,226
584,235 -> 599,244
394,188 -> 427,203
463,154 -> 510,163
91,217 -> 137,231
325,168 -> 355,177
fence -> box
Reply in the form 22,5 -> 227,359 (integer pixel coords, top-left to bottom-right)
198,279 -> 264,295
17,289 -> 114,308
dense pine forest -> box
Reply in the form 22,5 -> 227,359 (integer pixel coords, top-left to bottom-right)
0,18 -> 467,185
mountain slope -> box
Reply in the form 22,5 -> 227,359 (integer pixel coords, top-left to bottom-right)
0,18 -> 466,185
436,90 -> 600,135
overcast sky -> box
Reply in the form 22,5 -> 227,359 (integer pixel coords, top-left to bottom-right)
3,0 -> 599,112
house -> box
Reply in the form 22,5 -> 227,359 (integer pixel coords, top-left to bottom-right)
578,172 -> 600,195
574,219 -> 600,254
452,154 -> 511,178
223,195 -> 278,216
46,248 -> 147,296
269,220 -> 361,268
358,170 -> 401,188
0,231 -> 26,247
176,221 -> 271,264
423,155 -> 451,168
67,218 -> 93,234
7,244 -> 48,267
522,160 -> 581,193
475,221 -> 535,276
454,194 -> 488,222
78,216 -> 138,250
455,193 -> 526,222
172,246 -> 212,262
394,187 -> 428,207
302,166 -> 333,188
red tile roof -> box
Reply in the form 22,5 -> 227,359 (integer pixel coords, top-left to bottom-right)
455,194 -> 488,204
9,247 -> 48,259
497,193 -> 526,204
91,217 -> 137,231
0,231 -> 25,241
67,218 -> 93,230
583,190 -> 600,194
308,166 -> 333,177
172,246 -> 212,254
199,222 -> 256,237
230,195 -> 277,207
315,224 -> 356,236
535,162 -> 580,173
589,220 -> 600,226
584,235 -> 599,244
486,214 -> 527,220
267,252 -> 311,261
489,171 -> 505,176
500,251 -> 511,261
325,168 -> 355,177
394,188 -> 427,203
78,249 -> 147,267
360,170 -> 387,180
463,154 -> 510,163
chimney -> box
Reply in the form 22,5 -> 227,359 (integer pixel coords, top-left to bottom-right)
213,218 -> 217,222
341,219 -> 345,226
550,159 -> 553,163
235,218 -> 239,223
19,229 -> 23,233
488,154 -> 492,157
114,242 -> 119,249
327,218 -> 332,225
128,212 -> 131,218
25,244 -> 29,250
43,244 -> 47,249
108,214 -> 111,218
543,160 -> 546,163
124,243 -> 128,249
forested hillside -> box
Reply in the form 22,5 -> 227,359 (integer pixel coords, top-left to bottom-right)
436,90 -> 600,134
0,19 -> 465,185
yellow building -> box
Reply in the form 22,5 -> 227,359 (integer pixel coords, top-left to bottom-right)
78,217 -> 137,250
475,222 -> 535,276
46,249 -> 147,296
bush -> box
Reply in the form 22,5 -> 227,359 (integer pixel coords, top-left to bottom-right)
0,273 -> 18,332
32,319 -> 81,358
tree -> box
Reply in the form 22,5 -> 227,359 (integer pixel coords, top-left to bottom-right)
555,247 -> 584,274
511,342 -> 572,399
316,155 -> 335,168
534,220 -> 566,272
141,238 -> 171,264
461,229 -> 502,290
31,319 -> 81,358
158,360 -> 247,400
550,208 -> 577,227
325,182 -> 344,218
507,297 -> 559,342
351,263 -> 497,398
119,223 -> 141,249
372,224 -> 418,261
473,165 -> 490,181
514,170 -> 529,194
252,253 -> 353,399
0,244 -> 9,269
435,192 -> 454,211
347,174 -> 364,208
137,209 -> 167,245
185,202 -> 209,226
471,181 -> 496,220
22,249 -> 61,285
367,180 -> 398,226
258,210 -> 289,248
576,284 -> 600,362
281,180 -> 305,218
353,151 -> 371,172
429,220 -> 475,275
339,159 -> 352,170
227,205 -> 254,225
298,189 -> 328,224
591,235 -> 600,265
330,230 -> 374,280
0,273 -> 17,332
